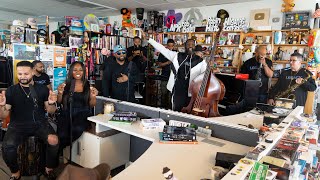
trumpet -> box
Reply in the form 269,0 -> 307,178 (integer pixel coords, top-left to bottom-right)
275,70 -> 311,100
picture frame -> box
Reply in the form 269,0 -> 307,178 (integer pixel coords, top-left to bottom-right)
282,11 -> 311,29
25,28 -> 37,44
249,8 -> 270,28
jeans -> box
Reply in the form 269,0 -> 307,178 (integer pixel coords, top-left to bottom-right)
2,122 -> 59,173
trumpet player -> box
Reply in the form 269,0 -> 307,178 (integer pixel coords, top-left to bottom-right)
268,52 -> 317,106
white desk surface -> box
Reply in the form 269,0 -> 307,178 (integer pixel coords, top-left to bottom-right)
88,115 -> 252,180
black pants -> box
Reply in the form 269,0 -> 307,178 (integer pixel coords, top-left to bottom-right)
2,122 -> 59,173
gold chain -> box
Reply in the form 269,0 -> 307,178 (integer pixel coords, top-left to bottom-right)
20,84 -> 31,98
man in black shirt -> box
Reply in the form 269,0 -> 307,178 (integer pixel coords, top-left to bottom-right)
0,61 -> 59,180
102,45 -> 138,102
32,60 -> 52,90
240,46 -> 273,103
156,39 -> 175,109
127,36 -> 148,73
268,52 -> 317,106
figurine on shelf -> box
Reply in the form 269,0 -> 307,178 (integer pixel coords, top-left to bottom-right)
257,36 -> 263,44
162,167 -> 178,180
287,33 -> 294,44
274,47 -> 283,61
292,32 -> 298,44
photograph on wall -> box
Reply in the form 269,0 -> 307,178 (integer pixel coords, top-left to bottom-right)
25,28 -> 37,44
282,11 -> 311,29
54,47 -> 67,67
42,60 -> 54,79
13,44 -> 36,60
250,8 -> 270,28
53,67 -> 66,91
69,36 -> 83,48
40,45 -> 54,61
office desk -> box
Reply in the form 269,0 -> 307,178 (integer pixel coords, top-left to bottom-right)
88,115 -> 252,180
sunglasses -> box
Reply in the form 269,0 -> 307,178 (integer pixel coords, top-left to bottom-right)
116,51 -> 126,55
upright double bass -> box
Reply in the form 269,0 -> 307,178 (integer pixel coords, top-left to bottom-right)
181,17 -> 226,118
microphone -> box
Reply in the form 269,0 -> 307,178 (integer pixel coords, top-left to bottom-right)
70,79 -> 75,97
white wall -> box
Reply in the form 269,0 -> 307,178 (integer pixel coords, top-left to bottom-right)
109,0 -> 317,30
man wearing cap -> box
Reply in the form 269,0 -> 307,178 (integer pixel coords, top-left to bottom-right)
102,45 -> 138,102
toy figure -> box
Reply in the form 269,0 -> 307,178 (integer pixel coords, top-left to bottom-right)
281,0 -> 295,12
121,8 -> 135,28
274,47 -> 283,61
164,10 -> 182,28
162,167 -> 178,180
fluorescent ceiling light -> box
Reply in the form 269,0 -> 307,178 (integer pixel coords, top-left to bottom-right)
77,0 -> 118,10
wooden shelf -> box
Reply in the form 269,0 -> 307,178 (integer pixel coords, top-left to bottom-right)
244,30 -> 273,33
217,66 -> 238,69
242,44 -> 269,46
217,45 -> 239,47
273,60 -> 308,64
273,44 -> 308,46
197,43 -> 212,46
190,32 -> 214,34
279,29 -> 310,32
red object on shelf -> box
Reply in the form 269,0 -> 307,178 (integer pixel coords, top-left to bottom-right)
235,74 -> 249,80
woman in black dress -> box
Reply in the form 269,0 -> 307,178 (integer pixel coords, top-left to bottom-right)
57,61 -> 98,149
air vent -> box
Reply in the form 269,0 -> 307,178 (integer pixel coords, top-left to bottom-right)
0,7 -> 39,16
52,0 -> 117,10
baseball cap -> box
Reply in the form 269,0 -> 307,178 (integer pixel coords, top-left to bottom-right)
113,45 -> 126,53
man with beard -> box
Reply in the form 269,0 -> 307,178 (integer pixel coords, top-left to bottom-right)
32,60 -> 52,90
143,33 -> 207,111
102,45 -> 138,102
0,61 -> 59,180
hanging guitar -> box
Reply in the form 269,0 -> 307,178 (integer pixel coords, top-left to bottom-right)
181,10 -> 228,117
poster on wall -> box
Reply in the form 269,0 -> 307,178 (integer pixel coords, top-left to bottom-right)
250,9 -> 270,28
42,61 -> 54,79
53,67 -> 66,91
282,11 -> 311,29
40,45 -> 54,61
54,48 -> 67,67
13,44 -> 37,60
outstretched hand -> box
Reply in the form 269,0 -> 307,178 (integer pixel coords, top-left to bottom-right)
48,90 -> 57,104
0,91 -> 6,106
90,87 -> 99,97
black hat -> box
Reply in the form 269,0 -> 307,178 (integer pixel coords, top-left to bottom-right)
59,25 -> 69,32
217,9 -> 229,21
37,29 -> 47,36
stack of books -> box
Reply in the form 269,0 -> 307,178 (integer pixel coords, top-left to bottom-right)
110,111 -> 137,124
159,125 -> 198,144
140,118 -> 166,130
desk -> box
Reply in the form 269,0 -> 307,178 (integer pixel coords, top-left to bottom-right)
88,115 -> 252,180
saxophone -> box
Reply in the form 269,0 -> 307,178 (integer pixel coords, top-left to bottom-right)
275,70 -> 311,100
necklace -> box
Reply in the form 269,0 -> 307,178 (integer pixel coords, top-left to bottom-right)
20,84 -> 31,98
184,55 -> 192,80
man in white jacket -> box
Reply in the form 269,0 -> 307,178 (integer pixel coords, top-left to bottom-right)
143,33 -> 207,111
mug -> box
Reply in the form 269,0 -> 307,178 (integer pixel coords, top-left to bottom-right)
104,103 -> 115,114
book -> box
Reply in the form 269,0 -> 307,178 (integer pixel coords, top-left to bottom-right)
141,118 -> 166,127
249,162 -> 269,180
159,132 -> 198,144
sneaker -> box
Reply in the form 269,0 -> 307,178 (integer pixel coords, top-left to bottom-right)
9,175 -> 21,180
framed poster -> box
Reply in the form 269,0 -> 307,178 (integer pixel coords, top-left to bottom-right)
282,11 -> 311,29
53,48 -> 67,67
25,28 -> 37,44
250,9 -> 270,28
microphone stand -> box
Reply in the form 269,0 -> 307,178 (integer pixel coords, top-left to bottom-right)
127,70 -> 130,102
68,81 -> 75,164
68,91 -> 73,164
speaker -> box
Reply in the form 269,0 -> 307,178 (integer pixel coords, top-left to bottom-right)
136,8 -> 144,20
